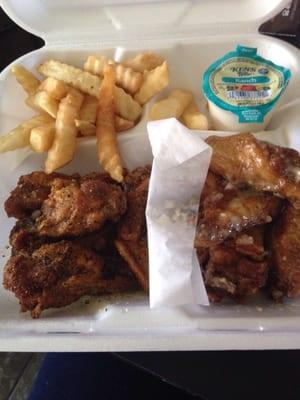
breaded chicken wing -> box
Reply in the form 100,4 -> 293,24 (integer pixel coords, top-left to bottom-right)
3,241 -> 138,318
5,171 -> 79,219
205,227 -> 268,301
196,186 -> 282,247
36,174 -> 126,237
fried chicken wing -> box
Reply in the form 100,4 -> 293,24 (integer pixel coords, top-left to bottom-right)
200,170 -> 226,202
115,237 -> 149,291
10,219 -> 48,254
5,171 -> 79,219
36,174 -> 126,237
270,204 -> 300,301
234,226 -> 266,261
3,241 -> 138,318
10,218 -> 115,256
116,167 -> 150,290
206,133 -> 300,203
205,228 -> 268,301
195,186 -> 282,248
123,165 -> 151,192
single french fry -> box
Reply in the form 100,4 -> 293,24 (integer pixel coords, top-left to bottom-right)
25,95 -> 38,111
75,119 -> 96,137
79,95 -> 98,123
115,64 -> 143,94
149,89 -> 193,120
38,60 -> 142,121
84,55 -> 143,94
31,90 -> 59,118
11,64 -> 40,95
30,124 -> 55,153
114,86 -> 142,121
122,52 -> 164,72
180,99 -> 209,130
84,55 -> 110,76
96,65 -> 123,182
38,60 -> 101,97
115,116 -> 134,132
0,114 -> 54,153
39,77 -> 69,100
75,116 -> 134,136
45,89 -> 84,173
134,61 -> 169,105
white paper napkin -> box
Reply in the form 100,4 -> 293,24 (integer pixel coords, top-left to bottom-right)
146,118 -> 212,308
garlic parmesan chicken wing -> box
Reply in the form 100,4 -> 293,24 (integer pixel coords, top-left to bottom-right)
200,170 -> 226,202
206,133 -> 300,203
196,186 -> 282,248
36,173 -> 126,237
115,167 -> 150,290
3,241 -> 137,318
270,204 -> 300,301
204,227 -> 268,301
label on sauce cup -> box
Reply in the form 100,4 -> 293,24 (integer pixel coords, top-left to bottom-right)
203,45 -> 292,124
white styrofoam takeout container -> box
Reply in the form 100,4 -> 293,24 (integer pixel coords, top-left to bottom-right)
1,0 -> 300,352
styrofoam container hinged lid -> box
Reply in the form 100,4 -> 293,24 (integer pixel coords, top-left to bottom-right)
1,0 -> 289,43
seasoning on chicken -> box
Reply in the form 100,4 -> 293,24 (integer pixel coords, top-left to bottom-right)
123,165 -> 152,192
10,218 -> 115,256
9,218 -> 49,254
36,173 -> 126,237
116,167 -> 150,290
3,241 -> 138,318
196,186 -> 282,248
206,133 -> 300,203
5,171 -> 79,219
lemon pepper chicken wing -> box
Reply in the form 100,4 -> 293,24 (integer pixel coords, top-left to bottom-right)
9,218 -> 115,256
206,133 -> 300,203
4,171 -> 79,219
3,241 -> 138,318
36,173 -> 126,237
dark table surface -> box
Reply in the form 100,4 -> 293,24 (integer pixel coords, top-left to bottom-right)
1,4 -> 300,400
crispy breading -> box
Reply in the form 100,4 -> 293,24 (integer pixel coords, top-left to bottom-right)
36,174 -> 126,237
3,241 -> 138,318
5,171 -> 79,219
123,165 -> 152,192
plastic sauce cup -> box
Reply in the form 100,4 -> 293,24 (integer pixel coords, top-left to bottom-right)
202,45 -> 292,132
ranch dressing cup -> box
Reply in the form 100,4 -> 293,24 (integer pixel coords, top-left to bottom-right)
203,45 -> 291,132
